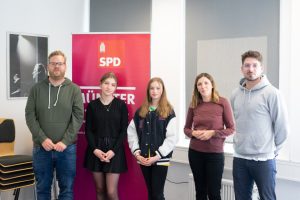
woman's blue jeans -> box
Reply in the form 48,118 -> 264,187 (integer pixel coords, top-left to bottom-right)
33,144 -> 76,200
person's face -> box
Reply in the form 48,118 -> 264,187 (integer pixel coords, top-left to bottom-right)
100,78 -> 117,97
149,81 -> 163,102
241,57 -> 263,81
48,55 -> 66,80
197,76 -> 213,99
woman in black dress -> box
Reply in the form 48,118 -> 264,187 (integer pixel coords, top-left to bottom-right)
84,72 -> 128,200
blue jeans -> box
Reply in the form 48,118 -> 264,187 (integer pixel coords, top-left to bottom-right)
233,157 -> 277,200
33,144 -> 76,200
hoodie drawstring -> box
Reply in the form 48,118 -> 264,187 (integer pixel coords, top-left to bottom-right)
242,87 -> 252,106
53,85 -> 62,107
48,84 -> 62,109
248,90 -> 251,101
48,83 -> 51,109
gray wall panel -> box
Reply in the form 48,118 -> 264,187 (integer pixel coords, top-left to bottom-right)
90,0 -> 151,32
186,0 -> 279,108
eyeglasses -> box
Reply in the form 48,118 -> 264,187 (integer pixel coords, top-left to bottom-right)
243,63 -> 259,68
49,62 -> 65,67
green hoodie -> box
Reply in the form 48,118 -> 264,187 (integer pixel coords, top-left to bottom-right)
25,78 -> 84,146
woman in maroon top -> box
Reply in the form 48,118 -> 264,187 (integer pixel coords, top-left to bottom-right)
184,73 -> 235,200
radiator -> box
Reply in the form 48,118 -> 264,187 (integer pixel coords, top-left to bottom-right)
221,179 -> 235,200
188,173 -> 259,200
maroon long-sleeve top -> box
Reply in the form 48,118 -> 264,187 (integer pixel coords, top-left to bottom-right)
184,97 -> 235,153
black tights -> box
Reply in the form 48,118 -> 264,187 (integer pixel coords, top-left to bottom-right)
92,172 -> 120,200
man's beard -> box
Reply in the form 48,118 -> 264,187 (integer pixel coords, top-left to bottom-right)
49,71 -> 65,80
245,74 -> 260,82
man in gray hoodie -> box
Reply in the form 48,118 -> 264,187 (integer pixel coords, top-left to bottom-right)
25,50 -> 84,200
230,50 -> 289,200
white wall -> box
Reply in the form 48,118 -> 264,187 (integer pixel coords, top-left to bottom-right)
151,0 -> 188,147
0,0 -> 89,199
151,0 -> 300,198
0,0 -> 89,154
283,0 -> 300,163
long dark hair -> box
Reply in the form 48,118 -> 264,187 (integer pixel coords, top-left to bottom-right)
190,73 -> 219,108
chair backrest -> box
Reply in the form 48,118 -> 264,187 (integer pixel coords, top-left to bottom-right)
0,118 -> 15,156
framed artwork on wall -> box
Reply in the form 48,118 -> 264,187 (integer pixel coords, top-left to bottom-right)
7,32 -> 48,99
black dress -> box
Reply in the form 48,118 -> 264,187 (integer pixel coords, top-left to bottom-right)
84,97 -> 128,173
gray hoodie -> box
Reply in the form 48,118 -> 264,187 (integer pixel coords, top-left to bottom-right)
230,75 -> 289,160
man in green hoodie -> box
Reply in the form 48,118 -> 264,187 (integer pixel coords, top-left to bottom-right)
25,50 -> 84,200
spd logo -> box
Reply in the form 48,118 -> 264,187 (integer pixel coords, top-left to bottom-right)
98,40 -> 125,67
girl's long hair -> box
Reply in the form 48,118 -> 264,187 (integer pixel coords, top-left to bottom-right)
139,77 -> 173,118
191,73 -> 219,108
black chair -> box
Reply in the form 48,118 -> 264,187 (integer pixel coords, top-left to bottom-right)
0,118 -> 35,200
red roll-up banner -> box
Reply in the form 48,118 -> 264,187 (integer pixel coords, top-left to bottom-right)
72,33 -> 150,200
